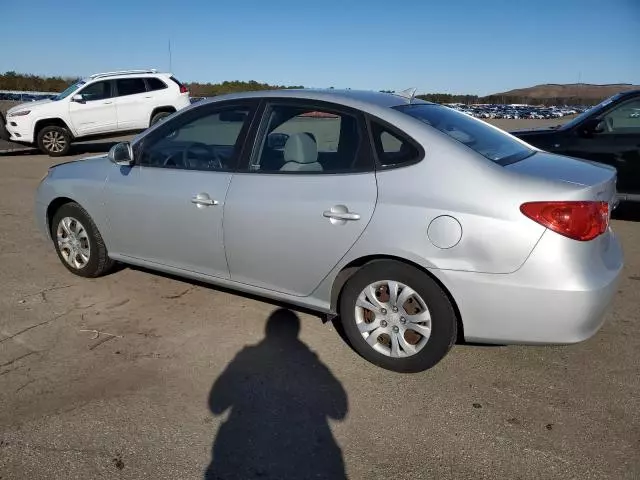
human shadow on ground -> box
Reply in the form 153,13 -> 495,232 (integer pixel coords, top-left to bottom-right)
204,308 -> 349,480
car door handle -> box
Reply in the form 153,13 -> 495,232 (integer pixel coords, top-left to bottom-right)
103,101 -> 113,104
323,210 -> 360,221
191,193 -> 218,207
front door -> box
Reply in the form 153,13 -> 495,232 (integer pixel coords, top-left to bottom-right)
103,101 -> 257,278
68,80 -> 117,136
224,100 -> 378,296
562,98 -> 640,195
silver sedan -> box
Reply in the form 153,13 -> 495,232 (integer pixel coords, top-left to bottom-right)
35,89 -> 623,372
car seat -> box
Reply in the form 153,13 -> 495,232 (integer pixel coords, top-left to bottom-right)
279,133 -> 322,172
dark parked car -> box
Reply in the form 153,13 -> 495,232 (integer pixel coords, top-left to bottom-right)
512,90 -> 640,202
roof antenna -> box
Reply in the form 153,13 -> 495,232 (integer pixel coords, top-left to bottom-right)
397,87 -> 417,103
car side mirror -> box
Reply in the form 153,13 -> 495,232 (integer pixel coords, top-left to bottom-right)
267,132 -> 289,150
108,141 -> 134,166
580,118 -> 604,137
72,94 -> 85,103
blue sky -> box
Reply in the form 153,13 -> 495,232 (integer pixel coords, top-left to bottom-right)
2,0 -> 639,95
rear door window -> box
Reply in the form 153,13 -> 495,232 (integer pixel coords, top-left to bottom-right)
248,103 -> 372,174
116,78 -> 147,96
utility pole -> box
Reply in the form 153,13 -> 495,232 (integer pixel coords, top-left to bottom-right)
168,40 -> 173,72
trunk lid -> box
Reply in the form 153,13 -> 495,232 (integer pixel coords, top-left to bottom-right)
506,151 -> 618,209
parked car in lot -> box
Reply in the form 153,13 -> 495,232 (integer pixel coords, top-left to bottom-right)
35,89 -> 623,372
512,90 -> 640,202
1,70 -> 190,156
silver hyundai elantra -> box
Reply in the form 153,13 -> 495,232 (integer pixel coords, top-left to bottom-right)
35,89 -> 623,372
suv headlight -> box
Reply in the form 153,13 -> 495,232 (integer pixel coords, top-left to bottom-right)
8,110 -> 31,117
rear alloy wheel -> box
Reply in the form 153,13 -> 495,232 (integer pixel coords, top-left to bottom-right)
51,202 -> 114,277
339,261 -> 457,373
37,126 -> 71,157
150,111 -> 172,126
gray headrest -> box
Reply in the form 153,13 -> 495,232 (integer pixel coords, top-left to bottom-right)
284,133 -> 318,164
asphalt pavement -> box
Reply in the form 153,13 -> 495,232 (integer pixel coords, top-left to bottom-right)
0,138 -> 639,479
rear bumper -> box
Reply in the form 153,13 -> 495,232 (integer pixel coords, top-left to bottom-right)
436,229 -> 623,344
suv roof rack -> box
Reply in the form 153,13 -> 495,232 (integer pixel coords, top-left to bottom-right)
89,69 -> 158,79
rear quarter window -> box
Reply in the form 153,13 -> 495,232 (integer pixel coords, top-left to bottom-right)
146,77 -> 168,91
370,120 -> 421,167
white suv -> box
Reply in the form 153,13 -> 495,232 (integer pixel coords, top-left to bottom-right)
3,70 -> 191,156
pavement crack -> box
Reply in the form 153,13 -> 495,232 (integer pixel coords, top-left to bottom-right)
0,351 -> 37,368
89,335 -> 118,350
22,284 -> 74,303
162,286 -> 194,299
0,320 -> 51,344
6,440 -> 111,458
15,379 -> 35,392
106,298 -> 130,309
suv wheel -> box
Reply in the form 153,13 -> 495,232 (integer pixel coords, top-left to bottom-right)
339,260 -> 457,373
37,126 -> 71,157
150,111 -> 172,126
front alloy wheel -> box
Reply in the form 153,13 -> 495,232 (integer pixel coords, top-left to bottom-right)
51,202 -> 114,278
56,216 -> 91,270
42,130 -> 67,154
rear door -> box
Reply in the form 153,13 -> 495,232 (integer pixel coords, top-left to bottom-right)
104,100 -> 258,278
223,100 -> 377,296
114,77 -> 151,130
68,80 -> 117,135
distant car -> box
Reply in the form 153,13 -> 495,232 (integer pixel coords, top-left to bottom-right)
1,70 -> 191,156
35,89 -> 623,372
512,90 -> 640,202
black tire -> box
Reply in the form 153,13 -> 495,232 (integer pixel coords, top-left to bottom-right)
37,125 -> 71,157
50,202 -> 114,278
150,111 -> 172,127
339,260 -> 457,373
0,112 -> 10,141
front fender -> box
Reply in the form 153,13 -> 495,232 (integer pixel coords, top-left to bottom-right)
35,156 -> 111,242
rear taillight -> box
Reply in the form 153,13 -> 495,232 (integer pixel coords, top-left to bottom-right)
179,85 -> 188,94
520,201 -> 609,241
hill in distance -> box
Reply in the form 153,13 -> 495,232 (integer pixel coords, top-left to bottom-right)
492,83 -> 640,100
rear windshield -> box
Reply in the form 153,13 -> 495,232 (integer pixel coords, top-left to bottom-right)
395,104 -> 534,165
169,76 -> 184,88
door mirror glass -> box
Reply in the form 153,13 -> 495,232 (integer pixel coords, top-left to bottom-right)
72,94 -> 85,103
267,132 -> 289,150
108,141 -> 134,166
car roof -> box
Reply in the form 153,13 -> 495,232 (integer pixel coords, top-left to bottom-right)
199,89 -> 433,111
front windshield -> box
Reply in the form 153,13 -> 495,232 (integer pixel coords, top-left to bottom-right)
53,80 -> 85,101
561,93 -> 624,129
396,104 -> 533,165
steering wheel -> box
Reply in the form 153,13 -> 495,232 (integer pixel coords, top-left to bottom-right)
604,116 -> 614,133
182,142 -> 223,170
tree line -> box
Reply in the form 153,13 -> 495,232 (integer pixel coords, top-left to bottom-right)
0,71 -> 604,106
